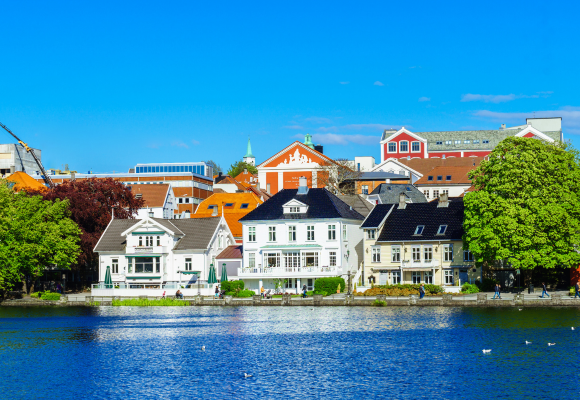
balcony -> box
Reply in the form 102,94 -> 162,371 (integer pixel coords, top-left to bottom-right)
238,265 -> 342,278
126,246 -> 168,254
402,260 -> 440,269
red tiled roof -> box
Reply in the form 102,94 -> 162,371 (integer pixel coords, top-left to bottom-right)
129,184 -> 170,208
414,166 -> 475,185
398,157 -> 485,176
216,245 -> 243,259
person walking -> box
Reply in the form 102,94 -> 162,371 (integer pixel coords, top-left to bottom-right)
492,283 -> 501,299
215,285 -> 219,298
302,284 -> 307,298
575,282 -> 580,299
261,286 -> 265,298
541,282 -> 550,298
419,284 -> 426,299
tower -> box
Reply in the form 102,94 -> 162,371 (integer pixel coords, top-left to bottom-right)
304,133 -> 314,149
243,137 -> 255,166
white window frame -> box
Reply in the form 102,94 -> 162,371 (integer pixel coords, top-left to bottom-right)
343,225 -> 347,241
372,247 -> 381,263
268,226 -> 276,242
288,226 -> 297,242
411,141 -> 420,153
328,225 -> 336,241
329,251 -> 337,267
424,271 -> 433,284
424,246 -> 433,262
388,142 -> 397,153
367,229 -> 376,240
391,246 -> 401,262
361,185 -> 369,195
185,258 -> 192,271
423,190 -> 429,199
437,225 -> 447,235
265,252 -> 280,268
392,271 -> 401,284
412,271 -> 421,284
433,189 -> 439,198
248,253 -> 256,269
412,246 -> 421,263
248,227 -> 256,242
307,225 -> 315,241
444,270 -> 454,285
399,140 -> 409,152
112,258 -> 119,274
444,244 -> 453,262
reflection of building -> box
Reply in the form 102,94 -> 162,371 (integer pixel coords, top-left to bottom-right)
0,144 -> 42,177
129,184 -> 177,219
239,177 -> 364,294
379,118 -> 561,162
257,135 -> 335,195
361,194 -> 478,292
94,216 -> 234,290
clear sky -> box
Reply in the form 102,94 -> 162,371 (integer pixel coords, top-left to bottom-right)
1,0 -> 579,174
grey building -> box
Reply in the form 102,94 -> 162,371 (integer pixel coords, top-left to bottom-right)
0,144 -> 42,177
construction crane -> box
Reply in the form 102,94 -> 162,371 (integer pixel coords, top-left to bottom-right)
0,122 -> 54,188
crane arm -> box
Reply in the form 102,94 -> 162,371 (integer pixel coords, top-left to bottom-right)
0,122 -> 55,188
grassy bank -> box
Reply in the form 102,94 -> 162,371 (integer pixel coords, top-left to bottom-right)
112,298 -> 190,306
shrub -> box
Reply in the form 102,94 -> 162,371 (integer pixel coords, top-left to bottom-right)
225,291 -> 236,296
220,280 -> 244,293
314,277 -> 345,296
358,284 -> 443,297
235,289 -> 255,298
461,283 -> 480,294
570,287 -> 576,296
30,292 -> 42,298
112,298 -> 190,306
41,292 -> 61,301
374,300 -> 386,307
313,290 -> 327,296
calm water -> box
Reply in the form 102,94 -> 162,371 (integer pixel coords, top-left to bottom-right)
0,306 -> 579,399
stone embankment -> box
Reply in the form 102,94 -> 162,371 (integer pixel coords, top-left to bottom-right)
2,293 -> 577,307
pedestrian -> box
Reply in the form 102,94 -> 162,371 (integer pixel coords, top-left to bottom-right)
302,284 -> 307,298
419,284 -> 425,299
575,282 -> 580,299
492,283 -> 501,299
215,285 -> 219,298
261,286 -> 265,298
541,282 -> 550,298
56,282 -> 63,294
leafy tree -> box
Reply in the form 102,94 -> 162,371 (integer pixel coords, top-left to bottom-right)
28,178 -> 144,284
463,137 -> 580,270
316,158 -> 362,194
205,160 -> 222,175
0,181 -> 81,295
227,160 -> 258,177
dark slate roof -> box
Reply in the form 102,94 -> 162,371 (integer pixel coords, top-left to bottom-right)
94,217 -> 220,252
239,188 -> 364,221
361,204 -> 394,228
171,217 -> 221,250
370,183 -> 427,204
377,198 -> 464,242
94,219 -> 139,252
336,194 -> 374,217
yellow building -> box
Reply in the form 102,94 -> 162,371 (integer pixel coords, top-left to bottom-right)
361,194 -> 479,291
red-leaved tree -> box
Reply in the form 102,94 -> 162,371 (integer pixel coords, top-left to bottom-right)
29,178 -> 144,284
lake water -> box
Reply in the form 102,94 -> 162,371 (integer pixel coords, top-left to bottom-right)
0,306 -> 578,399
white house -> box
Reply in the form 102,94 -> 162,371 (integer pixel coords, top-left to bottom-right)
129,184 -> 177,219
93,216 -> 235,296
239,177 -> 365,294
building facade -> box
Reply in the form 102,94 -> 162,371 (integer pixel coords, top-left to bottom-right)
361,194 -> 479,291
413,166 -> 474,200
0,143 -> 42,177
239,180 -> 365,293
379,118 -> 561,162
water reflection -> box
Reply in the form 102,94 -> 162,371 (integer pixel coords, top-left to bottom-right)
0,306 -> 578,399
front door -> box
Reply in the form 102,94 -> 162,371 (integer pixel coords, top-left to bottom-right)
379,272 -> 388,285
459,269 -> 469,285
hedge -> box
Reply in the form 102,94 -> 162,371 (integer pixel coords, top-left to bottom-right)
356,284 -> 443,297
41,292 -> 61,301
220,280 -> 244,293
225,289 -> 255,298
314,277 -> 346,296
461,283 -> 480,294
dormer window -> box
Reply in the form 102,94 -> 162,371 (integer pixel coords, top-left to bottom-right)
414,225 -> 425,235
446,176 -> 451,181
240,203 -> 249,209
283,200 -> 308,214
437,176 -> 443,181
289,206 -> 300,213
207,204 -> 217,210
224,203 -> 234,208
437,225 -> 447,235
428,176 -> 433,181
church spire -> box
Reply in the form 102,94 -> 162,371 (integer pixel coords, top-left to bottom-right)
243,137 -> 256,166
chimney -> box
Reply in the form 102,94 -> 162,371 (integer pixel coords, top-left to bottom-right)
500,124 -> 506,129
314,144 -> 323,154
299,176 -> 307,188
438,193 -> 449,208
71,172 -> 76,181
212,206 -> 218,217
219,172 -> 223,177
297,176 -> 309,194
256,182 -> 260,190
148,208 -> 154,218
386,178 -> 391,184
398,193 -> 406,209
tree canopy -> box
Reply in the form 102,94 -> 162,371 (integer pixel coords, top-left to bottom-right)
28,178 -> 144,275
0,181 -> 81,293
205,159 -> 222,175
227,160 -> 258,177
463,137 -> 580,270
316,158 -> 362,194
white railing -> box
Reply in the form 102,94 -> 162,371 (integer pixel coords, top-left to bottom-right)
401,260 -> 439,269
92,283 -> 213,290
125,246 -> 168,254
238,266 -> 342,276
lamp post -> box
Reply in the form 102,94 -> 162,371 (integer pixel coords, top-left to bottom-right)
62,273 -> 66,294
347,271 -> 352,295
516,269 -> 521,294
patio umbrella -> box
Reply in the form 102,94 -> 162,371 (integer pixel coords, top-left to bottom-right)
104,265 -> 113,289
207,264 -> 218,285
220,263 -> 228,282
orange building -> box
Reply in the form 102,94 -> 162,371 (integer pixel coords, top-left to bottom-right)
257,135 -> 335,195
191,192 -> 263,243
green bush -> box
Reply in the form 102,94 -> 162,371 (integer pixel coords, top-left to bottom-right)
220,280 -> 244,293
314,277 -> 346,295
570,287 -> 576,296
461,283 -> 480,294
235,290 -> 255,298
374,284 -> 443,295
112,298 -> 190,306
41,292 -> 61,301
225,291 -> 236,296
30,292 -> 42,298
374,300 -> 386,307
313,290 -> 328,296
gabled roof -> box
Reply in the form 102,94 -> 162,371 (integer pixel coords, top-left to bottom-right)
371,157 -> 423,178
214,175 -> 247,191
361,204 -> 394,228
94,219 -> 138,252
369,183 -> 427,204
398,157 -> 484,176
336,194 -> 375,217
171,217 -> 222,250
377,198 -> 465,242
239,188 -> 364,221
128,184 -> 171,208
381,127 -> 428,143
257,141 -> 335,168
414,165 -> 475,186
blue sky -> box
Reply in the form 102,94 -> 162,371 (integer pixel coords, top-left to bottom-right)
1,0 -> 579,174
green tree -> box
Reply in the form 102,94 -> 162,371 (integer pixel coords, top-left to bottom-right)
0,181 -> 81,295
227,160 -> 258,177
463,137 -> 580,270
205,160 -> 222,175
